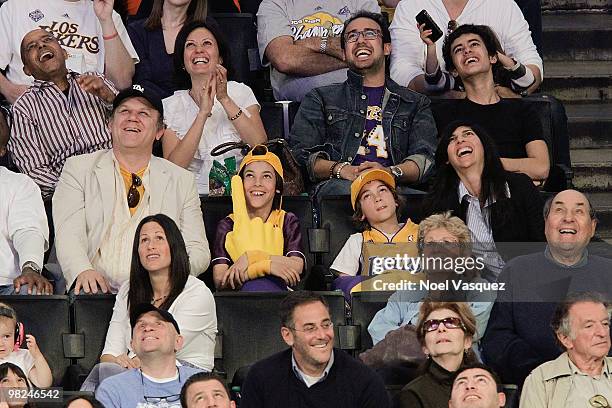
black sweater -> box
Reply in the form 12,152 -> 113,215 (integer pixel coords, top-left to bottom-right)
241,348 -> 390,408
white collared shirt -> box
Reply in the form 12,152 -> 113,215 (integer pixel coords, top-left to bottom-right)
0,167 -> 48,284
291,349 -> 335,388
458,181 -> 507,279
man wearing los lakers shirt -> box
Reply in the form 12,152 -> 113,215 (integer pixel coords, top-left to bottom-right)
289,11 -> 437,198
257,0 -> 380,101
0,0 -> 138,103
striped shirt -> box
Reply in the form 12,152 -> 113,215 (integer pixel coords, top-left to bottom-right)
458,181 -> 508,280
8,71 -> 115,200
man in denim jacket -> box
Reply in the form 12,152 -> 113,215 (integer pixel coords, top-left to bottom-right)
289,10 -> 437,197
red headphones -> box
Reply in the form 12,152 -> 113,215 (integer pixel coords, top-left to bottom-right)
0,306 -> 24,351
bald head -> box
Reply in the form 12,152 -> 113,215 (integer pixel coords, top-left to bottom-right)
544,189 -> 597,263
21,29 -> 68,81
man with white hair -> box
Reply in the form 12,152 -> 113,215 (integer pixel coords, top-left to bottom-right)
521,292 -> 612,407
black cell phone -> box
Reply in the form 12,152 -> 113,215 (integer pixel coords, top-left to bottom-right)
416,9 -> 443,43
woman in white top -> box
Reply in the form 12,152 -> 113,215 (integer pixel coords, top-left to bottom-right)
162,17 -> 267,194
100,214 -> 217,370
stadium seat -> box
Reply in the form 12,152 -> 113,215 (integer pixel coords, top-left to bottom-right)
0,295 -> 71,386
209,13 -> 261,89
318,195 -> 426,270
260,101 -> 300,140
70,295 -> 116,382
350,291 -> 394,353
213,291 -> 346,381
200,195 -> 318,290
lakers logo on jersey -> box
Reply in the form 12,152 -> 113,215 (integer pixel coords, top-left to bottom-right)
291,12 -> 344,41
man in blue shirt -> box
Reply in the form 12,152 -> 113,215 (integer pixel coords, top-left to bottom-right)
96,304 -> 202,408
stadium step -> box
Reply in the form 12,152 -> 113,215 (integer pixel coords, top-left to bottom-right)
571,148 -> 612,191
542,0 -> 612,11
567,103 -> 612,149
542,12 -> 612,61
540,61 -> 612,102
590,192 -> 612,238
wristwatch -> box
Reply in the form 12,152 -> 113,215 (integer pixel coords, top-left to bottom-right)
389,165 -> 403,181
22,261 -> 41,274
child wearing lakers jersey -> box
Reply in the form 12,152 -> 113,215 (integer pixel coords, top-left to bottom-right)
331,169 -> 418,281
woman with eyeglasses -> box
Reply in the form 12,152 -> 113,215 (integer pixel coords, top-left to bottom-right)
162,17 -> 267,195
397,300 -> 478,408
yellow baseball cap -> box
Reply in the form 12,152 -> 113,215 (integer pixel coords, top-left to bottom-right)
238,145 -> 284,180
350,169 -> 395,210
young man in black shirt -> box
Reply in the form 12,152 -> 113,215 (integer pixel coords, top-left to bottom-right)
435,24 -> 550,184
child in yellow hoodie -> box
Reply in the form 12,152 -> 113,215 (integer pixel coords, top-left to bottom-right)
211,145 -> 305,291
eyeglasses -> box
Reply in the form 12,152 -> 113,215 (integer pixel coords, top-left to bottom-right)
127,173 -> 142,208
590,395 -> 610,408
447,20 -> 458,35
423,317 -> 465,333
344,28 -> 382,43
140,369 -> 181,407
288,321 -> 334,334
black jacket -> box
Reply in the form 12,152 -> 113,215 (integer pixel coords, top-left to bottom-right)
424,172 -> 545,259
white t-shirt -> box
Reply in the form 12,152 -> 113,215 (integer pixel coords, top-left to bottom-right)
163,81 -> 260,194
331,225 -> 409,276
101,275 -> 217,370
389,0 -> 543,87
0,0 -> 139,86
0,349 -> 36,376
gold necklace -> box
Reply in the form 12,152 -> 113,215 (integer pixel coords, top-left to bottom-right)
152,295 -> 168,304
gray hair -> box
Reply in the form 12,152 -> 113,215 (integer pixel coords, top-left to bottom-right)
551,292 -> 612,349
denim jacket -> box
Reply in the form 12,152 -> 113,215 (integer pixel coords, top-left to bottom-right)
288,70 -> 437,183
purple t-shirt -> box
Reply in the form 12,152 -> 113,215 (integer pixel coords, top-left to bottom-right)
353,86 -> 391,167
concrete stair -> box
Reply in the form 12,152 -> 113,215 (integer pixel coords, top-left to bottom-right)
542,6 -> 612,237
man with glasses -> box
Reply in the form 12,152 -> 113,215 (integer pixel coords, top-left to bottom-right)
241,291 -> 390,407
289,10 -> 436,198
96,303 -> 202,408
256,0 -> 380,102
521,292 -> 612,408
52,84 -> 209,295
389,0 -> 542,96
448,363 -> 506,408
